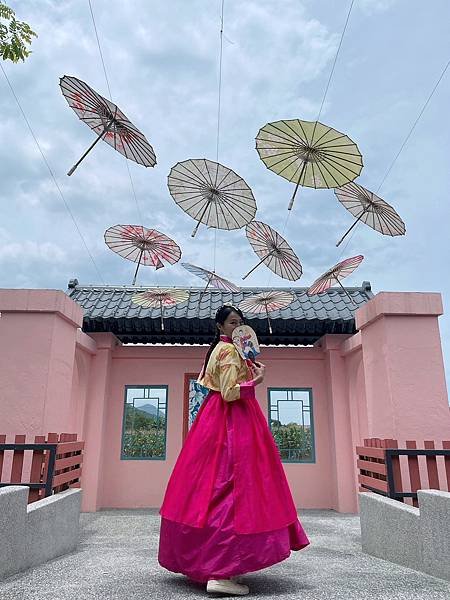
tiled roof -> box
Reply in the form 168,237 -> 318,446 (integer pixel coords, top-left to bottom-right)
67,279 -> 374,345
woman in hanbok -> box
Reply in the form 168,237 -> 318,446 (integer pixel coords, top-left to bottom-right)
158,305 -> 310,595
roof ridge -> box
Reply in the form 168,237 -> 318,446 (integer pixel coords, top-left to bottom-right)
67,281 -> 372,293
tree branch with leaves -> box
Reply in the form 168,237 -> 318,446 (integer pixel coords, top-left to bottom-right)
0,2 -> 37,62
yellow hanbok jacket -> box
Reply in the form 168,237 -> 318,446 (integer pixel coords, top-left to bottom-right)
197,338 -> 252,403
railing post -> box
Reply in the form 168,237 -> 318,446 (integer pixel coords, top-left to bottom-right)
45,433 -> 59,496
11,434 -> 26,484
406,440 -> 421,508
44,446 -> 57,498
29,435 -> 46,502
383,439 -> 403,502
443,441 -> 450,489
0,434 -> 6,482
424,440 -> 439,488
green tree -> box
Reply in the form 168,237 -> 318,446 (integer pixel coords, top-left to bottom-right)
0,2 -> 37,62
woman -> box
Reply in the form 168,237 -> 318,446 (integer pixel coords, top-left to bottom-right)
158,305 -> 310,596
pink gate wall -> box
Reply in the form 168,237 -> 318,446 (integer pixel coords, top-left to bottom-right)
0,288 -> 448,514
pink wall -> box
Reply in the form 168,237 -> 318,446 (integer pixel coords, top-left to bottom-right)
1,288 -> 449,515
95,345 -> 334,512
0,290 -> 83,436
355,292 -> 449,441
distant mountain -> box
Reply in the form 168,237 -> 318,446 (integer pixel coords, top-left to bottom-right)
132,403 -> 165,419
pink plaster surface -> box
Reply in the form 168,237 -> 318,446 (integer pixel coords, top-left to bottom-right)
93,345 -> 333,512
1,289 -> 449,514
0,290 -> 83,437
0,289 -> 83,325
356,291 -> 443,329
355,293 -> 449,440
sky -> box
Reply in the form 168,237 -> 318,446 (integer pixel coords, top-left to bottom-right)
1,0 -> 449,389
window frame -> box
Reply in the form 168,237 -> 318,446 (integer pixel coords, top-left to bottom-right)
267,387 -> 316,464
120,384 -> 168,461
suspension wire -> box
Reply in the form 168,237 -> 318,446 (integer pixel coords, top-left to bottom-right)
376,58 -> 450,194
266,2 -> 355,289
0,62 -> 105,284
213,228 -> 217,273
315,0 -> 355,125
216,0 -> 225,163
213,0 -> 225,274
87,0 -> 144,226
88,0 -> 112,100
337,57 -> 450,261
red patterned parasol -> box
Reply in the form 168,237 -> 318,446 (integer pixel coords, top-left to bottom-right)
131,288 -> 189,331
239,290 -> 295,334
104,225 -> 181,285
243,221 -> 302,281
60,75 -> 156,175
307,255 -> 364,305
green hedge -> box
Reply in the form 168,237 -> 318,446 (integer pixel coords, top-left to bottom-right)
270,422 -> 312,460
122,430 -> 165,458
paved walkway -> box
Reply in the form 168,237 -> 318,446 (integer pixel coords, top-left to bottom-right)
1,509 -> 450,599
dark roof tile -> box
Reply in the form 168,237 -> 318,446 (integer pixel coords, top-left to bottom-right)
66,280 -> 374,345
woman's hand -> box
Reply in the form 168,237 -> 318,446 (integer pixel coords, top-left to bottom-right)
250,361 -> 265,385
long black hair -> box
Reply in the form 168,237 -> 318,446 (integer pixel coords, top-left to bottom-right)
199,304 -> 245,378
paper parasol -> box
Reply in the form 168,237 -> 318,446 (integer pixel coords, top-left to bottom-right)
167,158 -> 257,237
256,118 -> 363,210
239,290 -> 295,334
307,255 -> 364,305
243,221 -> 302,281
335,182 -> 406,246
181,262 -> 239,292
60,75 -> 156,175
104,225 -> 181,285
131,288 -> 189,331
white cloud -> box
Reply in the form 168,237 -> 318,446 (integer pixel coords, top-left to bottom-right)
358,0 -> 397,15
0,229 -> 66,264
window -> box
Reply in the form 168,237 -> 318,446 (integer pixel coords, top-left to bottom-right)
268,388 -> 315,463
121,386 -> 168,460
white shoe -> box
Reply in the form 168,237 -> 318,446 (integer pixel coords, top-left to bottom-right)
207,578 -> 249,595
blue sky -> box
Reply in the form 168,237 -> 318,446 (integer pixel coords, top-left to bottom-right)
1,0 -> 449,390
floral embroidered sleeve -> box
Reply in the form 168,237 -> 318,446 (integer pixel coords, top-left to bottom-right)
218,344 -> 255,403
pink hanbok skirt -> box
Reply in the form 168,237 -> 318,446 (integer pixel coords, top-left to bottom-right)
158,401 -> 310,582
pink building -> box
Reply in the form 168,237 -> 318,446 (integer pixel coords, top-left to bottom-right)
0,280 -> 448,514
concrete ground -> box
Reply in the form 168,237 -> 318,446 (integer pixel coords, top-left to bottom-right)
1,509 -> 450,600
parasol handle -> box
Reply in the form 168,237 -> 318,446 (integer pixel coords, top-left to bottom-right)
336,209 -> 367,247
242,253 -> 271,280
287,161 -> 308,211
265,303 -> 273,334
160,299 -> 165,331
67,119 -> 114,176
199,273 -> 214,300
191,202 -> 211,238
132,249 -> 144,285
336,278 -> 358,307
